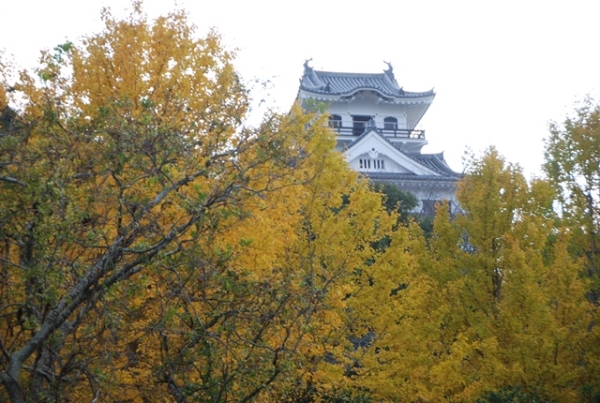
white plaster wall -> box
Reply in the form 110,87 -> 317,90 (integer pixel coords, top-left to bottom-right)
348,153 -> 411,174
327,100 -> 409,129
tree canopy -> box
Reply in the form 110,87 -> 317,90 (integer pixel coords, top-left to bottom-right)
0,5 -> 393,401
1,4 -> 600,403
545,97 -> 600,302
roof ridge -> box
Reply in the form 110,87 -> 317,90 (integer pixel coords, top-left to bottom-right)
299,61 -> 434,98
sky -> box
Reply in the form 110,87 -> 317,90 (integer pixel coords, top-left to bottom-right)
2,0 -> 600,177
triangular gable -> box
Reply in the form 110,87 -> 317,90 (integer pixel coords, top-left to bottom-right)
343,130 -> 440,176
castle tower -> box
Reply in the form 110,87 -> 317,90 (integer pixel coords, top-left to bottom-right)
298,60 -> 461,214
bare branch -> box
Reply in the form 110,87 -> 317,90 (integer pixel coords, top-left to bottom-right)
0,176 -> 26,187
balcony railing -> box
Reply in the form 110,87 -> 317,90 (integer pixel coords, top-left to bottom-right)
329,122 -> 425,139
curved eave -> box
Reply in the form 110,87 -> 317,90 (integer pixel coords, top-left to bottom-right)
299,86 -> 434,100
298,88 -> 435,105
408,152 -> 463,178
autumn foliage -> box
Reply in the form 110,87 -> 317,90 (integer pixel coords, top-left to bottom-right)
1,4 -> 600,403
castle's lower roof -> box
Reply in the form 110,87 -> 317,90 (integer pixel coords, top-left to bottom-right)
409,153 -> 463,178
365,172 -> 459,182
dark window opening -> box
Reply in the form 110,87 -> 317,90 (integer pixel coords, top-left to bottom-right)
329,114 -> 342,129
384,117 -> 398,130
359,159 -> 385,170
352,115 -> 372,136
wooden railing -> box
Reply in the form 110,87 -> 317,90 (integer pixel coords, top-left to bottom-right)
329,123 -> 425,139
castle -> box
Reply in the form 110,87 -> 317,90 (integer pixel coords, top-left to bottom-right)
298,60 -> 461,214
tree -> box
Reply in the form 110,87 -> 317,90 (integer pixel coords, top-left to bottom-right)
341,149 -> 598,402
544,96 -> 600,301
0,5 -> 393,401
370,182 -> 417,222
543,97 -> 600,399
0,4 -> 402,401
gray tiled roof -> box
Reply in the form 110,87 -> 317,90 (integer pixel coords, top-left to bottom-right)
366,172 -> 458,182
409,153 -> 463,178
300,62 -> 434,98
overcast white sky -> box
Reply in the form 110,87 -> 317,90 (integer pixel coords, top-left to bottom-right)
2,0 -> 600,177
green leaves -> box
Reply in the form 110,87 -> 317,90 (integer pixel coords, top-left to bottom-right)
52,42 -> 73,63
